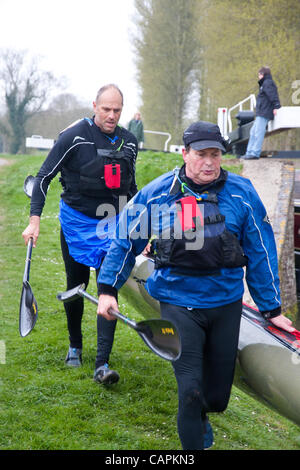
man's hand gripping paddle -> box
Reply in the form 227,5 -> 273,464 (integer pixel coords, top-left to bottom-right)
57,284 -> 181,362
19,175 -> 38,337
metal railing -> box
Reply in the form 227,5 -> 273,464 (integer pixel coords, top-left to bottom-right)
227,94 -> 256,132
140,130 -> 172,152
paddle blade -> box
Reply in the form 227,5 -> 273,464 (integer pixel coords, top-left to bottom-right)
137,319 -> 181,361
23,175 -> 35,198
19,281 -> 38,337
56,284 -> 85,303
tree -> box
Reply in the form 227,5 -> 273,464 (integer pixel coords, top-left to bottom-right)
26,93 -> 92,139
0,48 -> 62,154
198,0 -> 300,122
132,0 -> 201,144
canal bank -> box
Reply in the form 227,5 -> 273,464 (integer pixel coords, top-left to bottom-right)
241,158 -> 297,319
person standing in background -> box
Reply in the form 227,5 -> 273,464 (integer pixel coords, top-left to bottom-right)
128,112 -> 144,148
241,66 -> 281,160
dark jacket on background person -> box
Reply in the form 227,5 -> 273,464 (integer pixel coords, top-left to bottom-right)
128,119 -> 144,144
256,73 -> 281,121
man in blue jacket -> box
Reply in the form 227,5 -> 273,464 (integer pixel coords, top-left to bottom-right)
241,66 -> 281,160
96,120 -> 294,450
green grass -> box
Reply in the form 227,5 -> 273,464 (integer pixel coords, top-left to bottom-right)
0,151 -> 299,450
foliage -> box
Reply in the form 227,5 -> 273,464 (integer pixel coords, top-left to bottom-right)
26,94 -> 93,141
0,152 -> 299,450
199,0 -> 300,121
132,0 -> 201,144
132,0 -> 300,151
0,49 -> 63,154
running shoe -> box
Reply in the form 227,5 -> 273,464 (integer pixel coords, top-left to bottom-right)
65,347 -> 82,367
94,363 -> 120,385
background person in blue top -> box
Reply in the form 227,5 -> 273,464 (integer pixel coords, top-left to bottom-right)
241,66 -> 281,160
96,120 -> 295,450
22,84 -> 138,385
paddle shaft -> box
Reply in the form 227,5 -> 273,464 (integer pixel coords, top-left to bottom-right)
23,237 -> 33,283
77,286 -> 137,329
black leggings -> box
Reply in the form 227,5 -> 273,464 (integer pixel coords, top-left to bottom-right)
60,229 -> 117,368
160,299 -> 242,450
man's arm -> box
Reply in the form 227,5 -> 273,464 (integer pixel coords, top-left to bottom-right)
22,125 -> 79,245
263,79 -> 281,111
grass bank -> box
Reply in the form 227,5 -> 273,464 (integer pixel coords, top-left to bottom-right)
0,151 -> 299,450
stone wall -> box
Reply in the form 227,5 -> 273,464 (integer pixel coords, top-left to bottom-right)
242,159 -> 297,317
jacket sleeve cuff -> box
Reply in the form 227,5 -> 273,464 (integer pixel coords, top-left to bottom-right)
97,283 -> 118,299
260,306 -> 281,319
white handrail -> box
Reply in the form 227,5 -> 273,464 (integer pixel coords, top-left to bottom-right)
141,130 -> 172,152
228,94 -> 256,132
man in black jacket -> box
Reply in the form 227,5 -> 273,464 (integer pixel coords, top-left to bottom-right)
22,84 -> 138,384
241,66 -> 281,160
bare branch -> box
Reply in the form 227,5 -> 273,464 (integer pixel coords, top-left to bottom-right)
0,48 -> 63,153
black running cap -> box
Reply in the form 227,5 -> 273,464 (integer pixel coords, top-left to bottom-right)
183,121 -> 226,152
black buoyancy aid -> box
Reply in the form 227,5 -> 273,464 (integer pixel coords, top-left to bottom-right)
79,148 -> 133,198
59,116 -> 135,200
154,170 -> 247,275
60,147 -> 134,199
